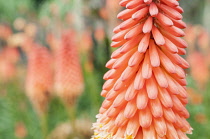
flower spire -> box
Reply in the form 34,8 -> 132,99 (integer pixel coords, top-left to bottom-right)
54,30 -> 84,105
25,45 -> 53,115
92,0 -> 192,139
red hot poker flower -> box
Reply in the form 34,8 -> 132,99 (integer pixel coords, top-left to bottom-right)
54,31 -> 84,105
25,45 -> 53,115
92,0 -> 192,139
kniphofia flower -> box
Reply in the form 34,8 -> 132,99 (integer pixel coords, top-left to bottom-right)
25,45 -> 53,115
54,31 -> 84,105
92,0 -> 192,139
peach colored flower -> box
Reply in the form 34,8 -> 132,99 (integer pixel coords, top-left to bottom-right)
54,31 -> 84,105
25,45 -> 53,115
92,0 -> 192,139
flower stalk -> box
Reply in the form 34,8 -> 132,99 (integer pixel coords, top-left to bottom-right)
92,0 -> 192,138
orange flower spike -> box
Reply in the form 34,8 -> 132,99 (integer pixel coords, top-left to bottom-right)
92,0 -> 192,138
54,31 -> 84,105
25,46 -> 53,115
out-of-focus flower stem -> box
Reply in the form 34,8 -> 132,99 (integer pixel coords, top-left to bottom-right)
40,114 -> 48,139
67,106 -> 77,135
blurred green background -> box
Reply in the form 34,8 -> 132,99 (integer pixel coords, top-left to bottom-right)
0,0 -> 210,139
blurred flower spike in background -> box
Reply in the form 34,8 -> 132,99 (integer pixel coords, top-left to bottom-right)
54,30 -> 84,106
25,45 -> 53,116
0,0 -> 210,139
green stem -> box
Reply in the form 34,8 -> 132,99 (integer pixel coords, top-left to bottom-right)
40,114 -> 48,139
67,105 -> 77,136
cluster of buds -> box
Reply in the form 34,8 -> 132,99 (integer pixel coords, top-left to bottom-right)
54,31 -> 84,105
25,45 -> 53,115
92,0 -> 192,139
